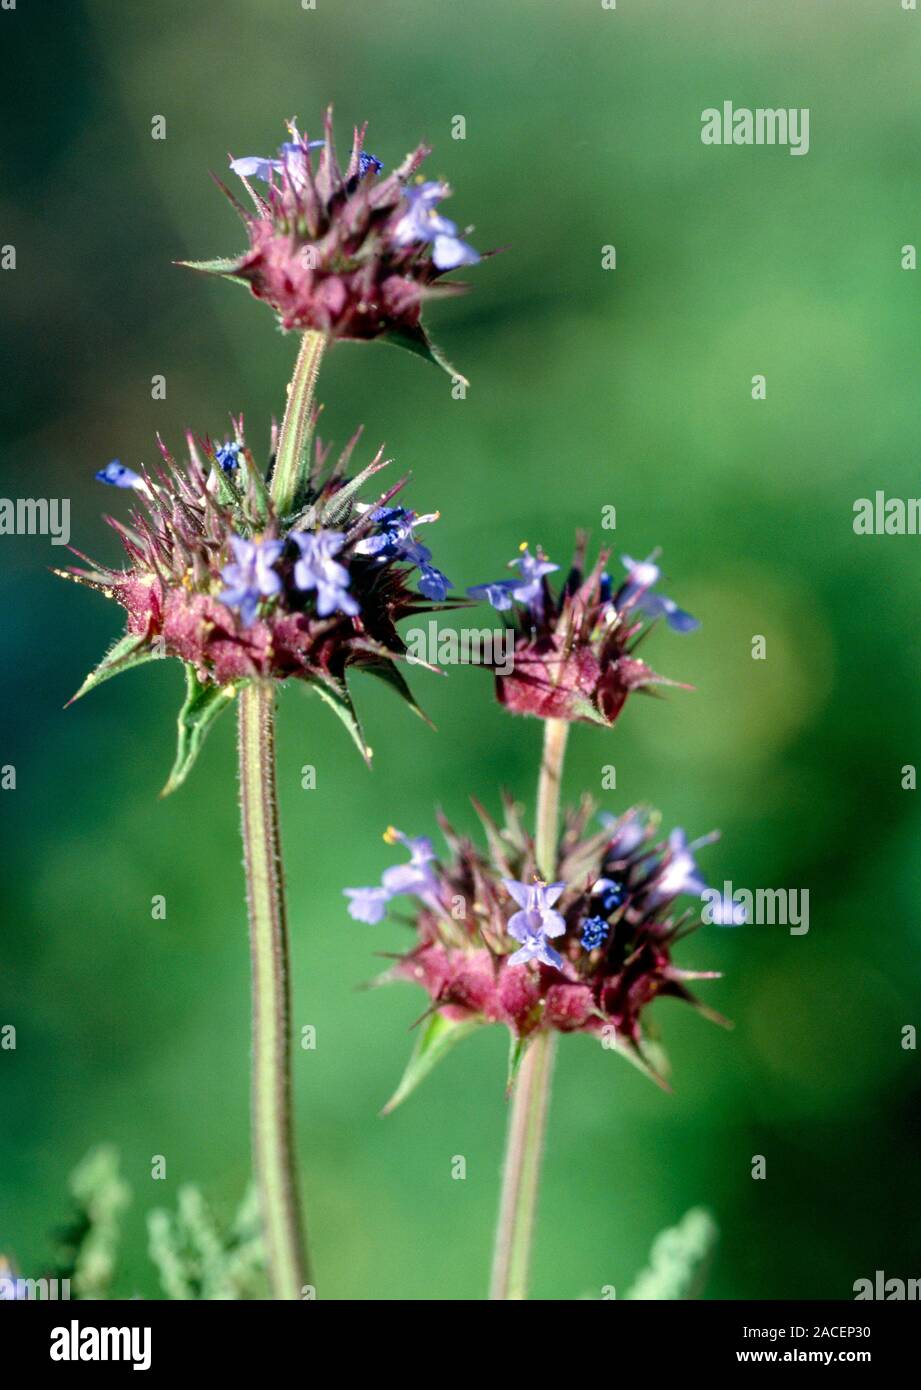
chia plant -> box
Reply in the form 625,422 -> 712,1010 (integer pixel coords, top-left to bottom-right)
58,111 -> 483,1301
347,541 -> 744,1299
59,107 -> 737,1303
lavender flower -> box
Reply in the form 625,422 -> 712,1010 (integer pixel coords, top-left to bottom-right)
380,829 -> 437,895
616,553 -> 699,633
344,827 -> 437,923
188,110 -> 484,364
645,829 -> 710,907
356,507 -> 452,601
220,534 -> 284,627
466,579 -> 519,611
468,546 -> 559,614
503,878 -> 566,969
96,460 -> 142,488
393,181 -> 480,270
343,886 -> 392,925
512,549 -> 560,608
291,529 -> 359,617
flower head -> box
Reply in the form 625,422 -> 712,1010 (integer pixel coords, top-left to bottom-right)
57,422 -> 452,790
468,534 -> 697,727
184,109 -> 485,377
349,796 -> 732,1103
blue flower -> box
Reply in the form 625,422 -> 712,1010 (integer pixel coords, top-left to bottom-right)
617,553 -> 699,633
503,877 -> 567,969
393,181 -> 480,271
215,441 -> 241,473
220,534 -> 284,627
96,460 -> 142,489
291,529 -> 359,618
354,506 -> 413,559
468,546 -> 559,614
580,916 -> 609,951
344,827 -> 438,923
355,507 -> 452,600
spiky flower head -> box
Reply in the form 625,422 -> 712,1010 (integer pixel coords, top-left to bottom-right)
467,535 -> 699,726
346,796 -> 742,1108
182,109 -> 484,379
56,420 -> 453,792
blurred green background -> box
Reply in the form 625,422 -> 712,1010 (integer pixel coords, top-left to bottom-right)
2,0 -> 920,1300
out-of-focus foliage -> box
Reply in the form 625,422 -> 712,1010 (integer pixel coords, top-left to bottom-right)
148,1184 -> 264,1300
626,1207 -> 719,1301
54,1146 -> 130,1299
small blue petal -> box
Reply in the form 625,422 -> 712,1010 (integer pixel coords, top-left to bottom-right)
96,460 -> 141,489
215,441 -> 242,473
418,565 -> 451,601
344,886 -> 392,924
467,580 -> 516,611
358,152 -> 383,177
580,916 -> 609,951
229,155 -> 281,181
432,234 -> 480,270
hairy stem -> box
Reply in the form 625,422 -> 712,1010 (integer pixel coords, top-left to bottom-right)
238,680 -> 310,1299
489,716 -> 570,1300
535,716 -> 570,881
236,335 -> 325,1299
270,329 -> 326,514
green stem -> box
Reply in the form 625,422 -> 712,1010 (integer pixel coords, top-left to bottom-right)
235,331 -> 326,1299
270,329 -> 327,514
489,717 -> 570,1301
535,717 -> 570,881
238,680 -> 310,1299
